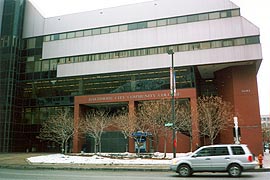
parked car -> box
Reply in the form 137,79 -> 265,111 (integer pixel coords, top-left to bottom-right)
170,144 -> 257,177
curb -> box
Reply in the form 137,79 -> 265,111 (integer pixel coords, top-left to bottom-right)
0,164 -> 270,172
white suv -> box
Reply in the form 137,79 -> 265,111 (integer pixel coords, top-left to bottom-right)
170,144 -> 257,177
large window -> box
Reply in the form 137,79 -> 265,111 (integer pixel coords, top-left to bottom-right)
22,35 -> 260,76
43,9 -> 241,42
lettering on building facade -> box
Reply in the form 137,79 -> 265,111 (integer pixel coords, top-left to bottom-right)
87,92 -> 180,103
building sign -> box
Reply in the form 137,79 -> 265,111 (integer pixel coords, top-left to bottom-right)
88,91 -> 180,103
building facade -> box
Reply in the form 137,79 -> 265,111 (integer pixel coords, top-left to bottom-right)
0,0 -> 264,154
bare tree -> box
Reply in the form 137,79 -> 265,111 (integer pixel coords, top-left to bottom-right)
197,96 -> 234,145
137,100 -> 171,157
113,110 -> 151,156
80,110 -> 111,154
175,102 -> 193,151
38,108 -> 74,154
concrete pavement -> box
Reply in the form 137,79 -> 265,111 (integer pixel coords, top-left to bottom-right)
0,152 -> 269,171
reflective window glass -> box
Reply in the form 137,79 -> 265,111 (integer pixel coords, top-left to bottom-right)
137,22 -> 147,29
26,62 -> 34,73
178,44 -> 189,51
158,47 -> 166,54
187,15 -> 199,22
189,43 -> 200,50
50,59 -> 57,70
196,148 -> 212,157
221,10 -> 231,18
198,13 -> 208,21
44,36 -> 50,42
84,30 -> 92,36
200,42 -> 211,49
149,48 -> 158,55
234,38 -> 245,46
128,23 -> 138,30
157,19 -> 167,26
231,146 -> 245,155
168,18 -> 177,25
140,49 -> 147,56
101,27 -> 110,34
213,147 -> 229,156
81,55 -> 89,62
147,20 -> 157,28
223,40 -> 233,47
246,36 -> 260,44
110,26 -> 119,33
92,28 -> 101,35
59,33 -> 67,40
52,34 -> 59,41
209,12 -> 220,20
34,61 -> 41,72
231,9 -> 240,17
75,31 -> 83,37
27,56 -> 34,62
41,60 -> 49,71
27,38 -> 36,49
58,58 -> 65,64
74,57 -> 80,62
119,25 -> 128,32
102,53 -> 110,60
67,32 -> 75,38
177,16 -> 188,24
211,41 -> 222,48
119,51 -> 127,57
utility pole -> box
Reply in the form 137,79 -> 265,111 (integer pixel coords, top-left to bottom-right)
168,49 -> 176,158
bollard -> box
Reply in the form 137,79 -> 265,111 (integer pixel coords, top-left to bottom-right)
258,154 -> 263,168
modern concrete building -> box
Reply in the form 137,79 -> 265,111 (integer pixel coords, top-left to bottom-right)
0,0 -> 263,155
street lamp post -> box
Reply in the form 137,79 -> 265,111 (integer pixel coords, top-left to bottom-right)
167,49 -> 176,158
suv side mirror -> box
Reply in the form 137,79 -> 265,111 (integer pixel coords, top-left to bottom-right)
192,154 -> 198,158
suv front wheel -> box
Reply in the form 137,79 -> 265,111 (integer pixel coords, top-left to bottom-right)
178,164 -> 192,177
228,164 -> 242,177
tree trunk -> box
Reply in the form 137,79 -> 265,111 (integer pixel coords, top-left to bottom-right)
189,136 -> 193,152
163,132 -> 168,158
98,137 -> 102,153
94,138 -> 97,154
64,138 -> 69,154
61,141 -> 65,154
155,135 -> 159,152
211,137 -> 214,145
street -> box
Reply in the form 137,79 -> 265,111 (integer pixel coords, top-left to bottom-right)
0,168 -> 269,180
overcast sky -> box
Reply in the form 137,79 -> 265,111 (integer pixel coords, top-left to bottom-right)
29,0 -> 270,115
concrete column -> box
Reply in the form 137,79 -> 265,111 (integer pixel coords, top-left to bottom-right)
128,100 -> 135,153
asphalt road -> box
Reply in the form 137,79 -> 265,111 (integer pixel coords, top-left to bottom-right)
0,168 -> 270,180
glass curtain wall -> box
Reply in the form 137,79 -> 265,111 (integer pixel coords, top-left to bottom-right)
0,0 -> 25,152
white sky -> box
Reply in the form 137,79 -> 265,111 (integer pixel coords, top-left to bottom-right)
29,0 -> 270,115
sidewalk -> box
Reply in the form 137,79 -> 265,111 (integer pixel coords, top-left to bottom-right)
0,152 -> 269,171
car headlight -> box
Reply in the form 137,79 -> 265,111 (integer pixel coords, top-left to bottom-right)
172,159 -> 179,165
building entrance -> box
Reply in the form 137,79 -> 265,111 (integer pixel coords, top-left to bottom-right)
73,89 -> 199,153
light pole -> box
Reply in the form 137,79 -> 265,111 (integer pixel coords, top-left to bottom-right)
167,49 -> 176,158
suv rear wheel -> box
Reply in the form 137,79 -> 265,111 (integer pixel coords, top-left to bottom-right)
178,164 -> 192,177
228,164 -> 242,177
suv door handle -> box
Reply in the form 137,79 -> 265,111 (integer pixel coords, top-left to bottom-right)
205,158 -> 211,160
225,157 -> 230,160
